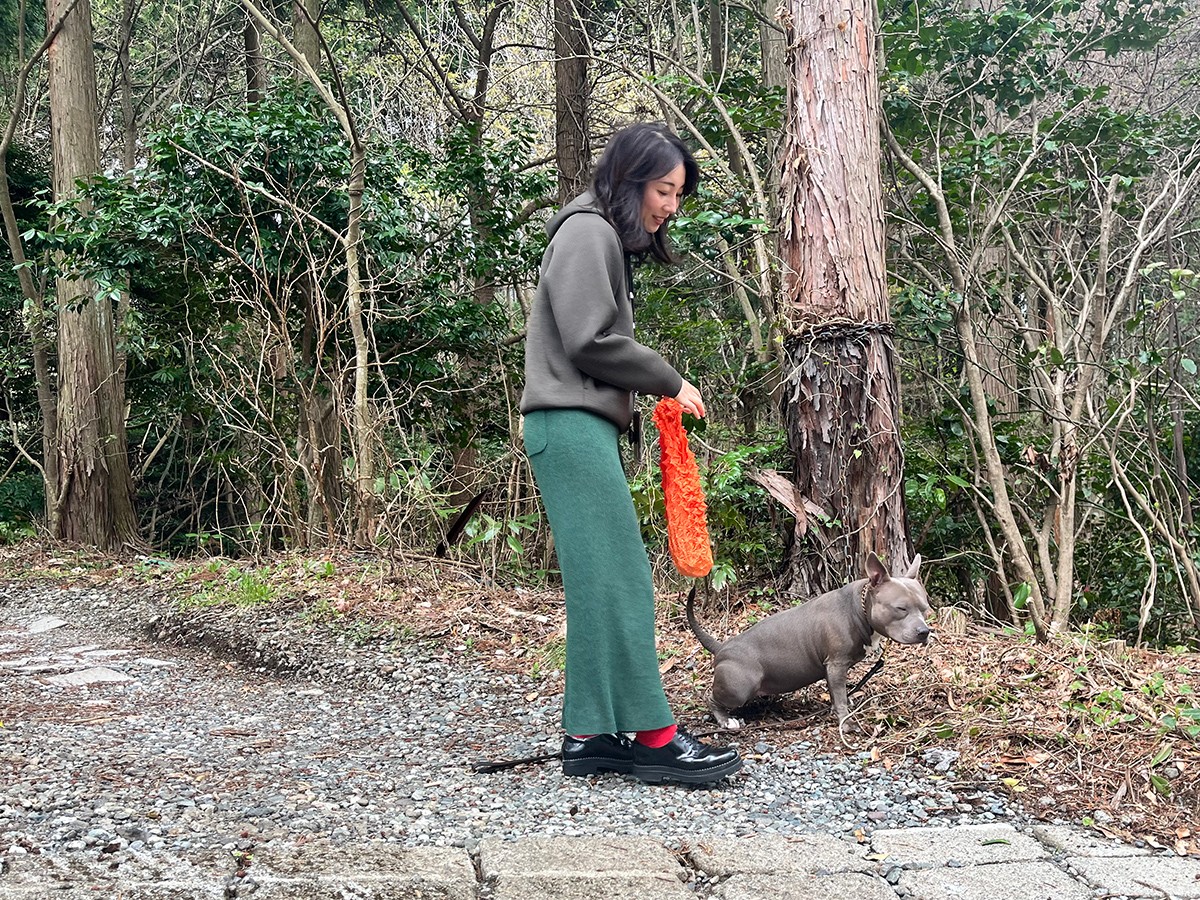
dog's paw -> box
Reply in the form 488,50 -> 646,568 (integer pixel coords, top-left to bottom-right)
837,715 -> 862,735
721,716 -> 744,731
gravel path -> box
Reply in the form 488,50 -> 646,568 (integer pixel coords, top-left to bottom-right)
1,578 -> 1023,859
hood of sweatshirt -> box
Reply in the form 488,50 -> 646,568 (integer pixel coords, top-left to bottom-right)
545,191 -> 607,241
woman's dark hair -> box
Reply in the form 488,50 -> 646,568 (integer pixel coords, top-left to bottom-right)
591,122 -> 699,263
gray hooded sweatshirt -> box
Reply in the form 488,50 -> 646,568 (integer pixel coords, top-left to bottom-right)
520,192 -> 683,432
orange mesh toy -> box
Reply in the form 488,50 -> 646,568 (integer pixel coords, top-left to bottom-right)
652,397 -> 713,578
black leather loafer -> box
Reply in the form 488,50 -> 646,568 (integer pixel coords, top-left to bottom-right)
561,733 -> 635,776
631,728 -> 742,785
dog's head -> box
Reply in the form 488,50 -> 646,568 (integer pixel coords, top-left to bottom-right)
865,552 -> 932,644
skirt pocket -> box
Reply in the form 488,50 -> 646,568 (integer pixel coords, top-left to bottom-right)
521,409 -> 548,457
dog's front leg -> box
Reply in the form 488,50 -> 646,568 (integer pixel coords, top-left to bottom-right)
825,662 -> 860,733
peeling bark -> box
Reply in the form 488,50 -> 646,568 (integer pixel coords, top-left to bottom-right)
778,0 -> 908,593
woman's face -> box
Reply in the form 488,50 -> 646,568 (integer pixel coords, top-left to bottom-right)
640,163 -> 687,233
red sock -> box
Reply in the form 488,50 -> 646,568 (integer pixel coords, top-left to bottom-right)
569,734 -> 596,740
634,724 -> 677,748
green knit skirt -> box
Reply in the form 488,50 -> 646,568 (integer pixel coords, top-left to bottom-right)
523,408 -> 674,735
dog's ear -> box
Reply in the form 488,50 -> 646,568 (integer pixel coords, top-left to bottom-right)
905,554 -> 922,579
866,552 -> 888,586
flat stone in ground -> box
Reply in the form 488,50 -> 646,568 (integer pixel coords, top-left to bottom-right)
247,843 -> 476,900
252,842 -> 470,881
25,615 -> 68,634
42,664 -> 131,686
1,847 -> 233,886
490,874 -> 690,900
872,824 -> 1047,867
479,836 -> 683,878
1032,824 -> 1150,857
0,888 -> 220,900
92,887 -> 223,900
249,878 -> 475,899
481,837 -> 688,900
1068,855 -> 1200,898
1,853 -> 127,888
717,872 -> 894,900
900,860 -> 1092,900
687,834 -> 868,876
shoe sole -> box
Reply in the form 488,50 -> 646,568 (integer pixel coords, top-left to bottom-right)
562,760 -> 634,777
631,756 -> 743,785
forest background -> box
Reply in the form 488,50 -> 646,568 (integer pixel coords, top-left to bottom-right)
2,0 -> 1200,656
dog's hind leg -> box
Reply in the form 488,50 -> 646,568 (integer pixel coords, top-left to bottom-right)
710,659 -> 761,731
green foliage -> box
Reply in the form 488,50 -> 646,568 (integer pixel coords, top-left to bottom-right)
884,0 -> 1200,646
0,471 -> 42,531
0,140 -> 52,524
883,0 -> 1194,241
19,90 -> 551,551
367,122 -> 551,445
701,437 -> 787,586
457,509 -> 545,579
0,0 -> 43,76
651,69 -> 783,167
648,0 -> 784,180
179,566 -> 275,608
884,0 -> 1184,118
530,637 -> 566,679
630,429 -> 786,589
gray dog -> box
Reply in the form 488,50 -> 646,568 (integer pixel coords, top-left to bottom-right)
687,553 -> 932,731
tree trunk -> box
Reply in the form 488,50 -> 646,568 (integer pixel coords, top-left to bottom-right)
760,0 -> 786,226
291,0 -> 320,72
760,0 -> 786,93
46,0 -> 138,547
298,277 -> 344,542
245,12 -> 266,104
118,0 -> 136,171
554,0 -> 590,204
708,0 -> 743,177
777,0 -> 907,593
346,146 -> 374,544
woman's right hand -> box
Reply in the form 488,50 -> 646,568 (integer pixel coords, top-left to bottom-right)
674,379 -> 706,419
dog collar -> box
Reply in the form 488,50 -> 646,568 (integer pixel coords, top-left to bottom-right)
859,580 -> 871,616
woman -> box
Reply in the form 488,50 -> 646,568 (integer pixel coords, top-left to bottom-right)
520,122 -> 742,785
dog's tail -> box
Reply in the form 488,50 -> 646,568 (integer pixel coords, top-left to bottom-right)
685,585 -> 724,654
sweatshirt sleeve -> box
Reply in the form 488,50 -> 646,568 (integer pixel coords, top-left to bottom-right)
541,214 -> 685,398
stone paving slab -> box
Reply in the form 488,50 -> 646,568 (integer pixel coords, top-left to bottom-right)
481,836 -> 688,900
0,853 -> 225,899
490,873 -> 691,900
98,887 -> 225,900
900,860 -> 1093,900
2,830 -> 1194,900
0,850 -> 215,890
251,842 -> 472,880
1068,855 -> 1200,898
249,843 -> 477,900
716,872 -> 894,900
872,823 -> 1047,867
1032,824 -> 1151,857
1,888 -> 222,900
248,879 -> 475,899
479,835 -> 684,878
686,834 -> 869,876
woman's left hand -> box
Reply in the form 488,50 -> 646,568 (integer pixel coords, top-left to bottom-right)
674,379 -> 706,419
